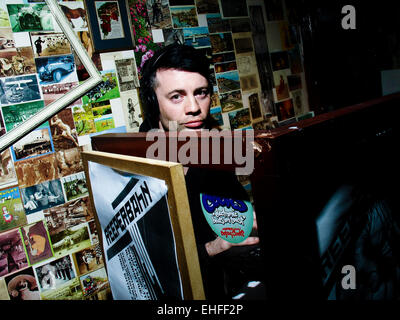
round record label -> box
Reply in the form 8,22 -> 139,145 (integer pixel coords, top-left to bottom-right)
200,193 -> 253,244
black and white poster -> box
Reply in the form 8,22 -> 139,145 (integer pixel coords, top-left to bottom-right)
88,161 -> 183,300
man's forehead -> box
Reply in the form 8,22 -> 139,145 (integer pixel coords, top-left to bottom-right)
154,68 -> 207,88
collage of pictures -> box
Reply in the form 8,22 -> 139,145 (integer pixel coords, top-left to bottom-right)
0,0 -> 310,300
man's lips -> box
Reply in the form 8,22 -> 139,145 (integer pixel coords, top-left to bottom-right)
184,120 -> 204,128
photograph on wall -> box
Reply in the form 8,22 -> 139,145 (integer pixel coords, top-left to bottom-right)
35,54 -> 78,85
21,220 -> 53,266
88,161 -> 184,300
291,89 -> 304,114
183,26 -> 211,49
4,267 -> 39,300
215,70 -> 240,93
95,1 -> 124,40
214,60 -> 237,73
210,32 -> 234,54
0,74 -> 42,106
55,147 -> 84,178
80,267 -> 109,297
236,54 -> 258,76
30,32 -> 72,57
15,47 -> 37,75
15,153 -> 59,189
1,100 -> 45,132
20,178 -> 66,215
11,125 -> 54,162
240,74 -> 259,92
73,243 -> 104,276
49,109 -> 79,151
271,51 -> 290,71
233,36 -> 254,55
162,28 -> 184,46
94,116 -> 115,133
0,148 -> 17,189
0,3 -> 11,28
212,50 -> 235,65
115,58 -> 139,91
287,74 -> 302,91
49,221 -> 91,258
41,82 -> 82,106
195,0 -> 220,14
61,171 -> 88,202
7,3 -> 54,33
219,89 -> 243,113
170,6 -> 199,28
0,28 -> 15,51
120,90 -> 142,132
35,255 -> 76,293
58,1 -> 88,31
218,0 -> 248,19
228,107 -> 251,130
0,228 -> 28,278
243,91 -> 262,120
81,70 -> 120,105
40,277 -> 83,300
146,0 -> 172,29
0,186 -> 27,232
210,106 -> 224,128
276,98 -> 295,121
273,69 -> 290,101
206,13 -> 231,34
44,196 -> 94,237
230,18 -> 251,34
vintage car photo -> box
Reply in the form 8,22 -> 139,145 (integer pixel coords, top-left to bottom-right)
35,54 -> 77,84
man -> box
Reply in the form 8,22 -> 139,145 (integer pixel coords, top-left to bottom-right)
139,44 -> 265,299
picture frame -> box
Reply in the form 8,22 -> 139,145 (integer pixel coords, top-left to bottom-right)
0,0 -> 102,153
82,150 -> 205,300
85,0 -> 135,52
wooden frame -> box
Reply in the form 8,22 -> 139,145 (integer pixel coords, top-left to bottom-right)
85,0 -> 135,52
0,0 -> 102,153
82,150 -> 205,300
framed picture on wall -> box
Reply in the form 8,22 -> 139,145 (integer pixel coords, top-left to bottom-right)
85,0 -> 135,52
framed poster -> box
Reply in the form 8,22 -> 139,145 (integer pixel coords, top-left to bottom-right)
85,0 -> 135,52
82,151 -> 204,300
0,0 -> 102,154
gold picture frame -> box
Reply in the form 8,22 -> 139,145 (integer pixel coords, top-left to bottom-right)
82,150 -> 205,300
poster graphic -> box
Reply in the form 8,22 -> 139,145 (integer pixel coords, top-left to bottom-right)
88,161 -> 183,300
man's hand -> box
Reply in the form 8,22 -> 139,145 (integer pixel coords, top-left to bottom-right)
205,211 -> 259,257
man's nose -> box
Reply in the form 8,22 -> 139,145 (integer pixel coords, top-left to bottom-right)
184,95 -> 201,114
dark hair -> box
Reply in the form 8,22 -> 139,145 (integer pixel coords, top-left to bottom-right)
139,44 -> 213,131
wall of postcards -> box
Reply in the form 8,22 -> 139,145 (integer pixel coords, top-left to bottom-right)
0,0 -> 310,300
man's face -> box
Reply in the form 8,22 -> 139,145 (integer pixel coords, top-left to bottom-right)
154,68 -> 211,131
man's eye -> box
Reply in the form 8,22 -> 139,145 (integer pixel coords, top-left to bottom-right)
196,89 -> 209,98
